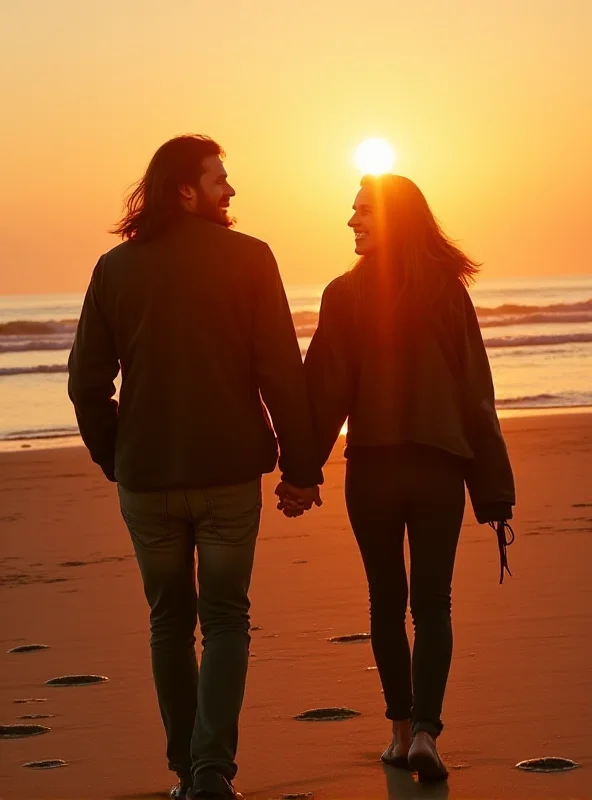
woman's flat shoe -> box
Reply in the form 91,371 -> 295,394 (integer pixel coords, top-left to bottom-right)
381,744 -> 410,769
408,738 -> 448,783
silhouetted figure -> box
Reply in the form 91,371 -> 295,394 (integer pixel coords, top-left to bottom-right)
303,175 -> 515,783
68,135 -> 322,799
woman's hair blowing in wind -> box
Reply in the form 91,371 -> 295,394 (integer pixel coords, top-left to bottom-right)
353,174 -> 480,293
112,135 -> 224,243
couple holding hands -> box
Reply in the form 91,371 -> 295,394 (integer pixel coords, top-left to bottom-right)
69,134 -> 514,799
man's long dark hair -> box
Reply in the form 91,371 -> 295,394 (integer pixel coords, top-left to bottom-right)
112,135 -> 224,242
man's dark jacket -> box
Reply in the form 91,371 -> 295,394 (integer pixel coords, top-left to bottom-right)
68,214 -> 322,491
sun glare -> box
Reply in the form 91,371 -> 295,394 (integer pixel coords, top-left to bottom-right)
354,138 -> 396,175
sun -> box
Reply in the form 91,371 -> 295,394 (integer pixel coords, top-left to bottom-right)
354,138 -> 396,175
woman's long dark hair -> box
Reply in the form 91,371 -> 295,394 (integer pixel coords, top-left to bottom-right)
348,174 -> 480,345
351,174 -> 480,294
112,135 -> 224,242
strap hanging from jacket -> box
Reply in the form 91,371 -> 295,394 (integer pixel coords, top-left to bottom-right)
489,520 -> 515,584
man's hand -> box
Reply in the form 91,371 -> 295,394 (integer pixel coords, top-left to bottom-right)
275,481 -> 322,518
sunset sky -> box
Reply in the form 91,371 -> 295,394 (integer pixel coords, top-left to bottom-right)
1,0 -> 590,294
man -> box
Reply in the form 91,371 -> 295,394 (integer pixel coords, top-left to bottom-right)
68,135 -> 322,800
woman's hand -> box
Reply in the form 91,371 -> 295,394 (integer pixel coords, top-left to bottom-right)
274,481 -> 322,517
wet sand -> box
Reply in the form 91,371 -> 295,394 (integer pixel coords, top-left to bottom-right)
1,414 -> 591,799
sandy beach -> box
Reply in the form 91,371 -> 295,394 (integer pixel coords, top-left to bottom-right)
1,413 -> 591,800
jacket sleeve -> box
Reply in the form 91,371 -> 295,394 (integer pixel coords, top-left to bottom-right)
252,245 -> 323,488
304,281 -> 354,467
68,257 -> 120,481
459,287 -> 515,522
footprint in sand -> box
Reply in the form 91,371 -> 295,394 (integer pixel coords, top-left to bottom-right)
280,794 -> 313,799
23,760 -> 67,769
328,633 -> 371,643
13,698 -> 47,704
8,644 -> 49,654
516,757 -> 579,772
45,674 -> 108,687
0,574 -> 67,587
59,556 -> 131,568
294,707 -> 361,721
1,724 -> 51,739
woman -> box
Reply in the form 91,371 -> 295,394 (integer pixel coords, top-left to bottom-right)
302,175 -> 515,782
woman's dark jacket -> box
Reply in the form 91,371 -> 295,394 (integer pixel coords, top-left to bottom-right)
303,270 -> 515,523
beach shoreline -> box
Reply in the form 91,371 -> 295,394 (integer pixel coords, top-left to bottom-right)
1,413 -> 591,799
2,276 -> 592,447
1,405 -> 591,454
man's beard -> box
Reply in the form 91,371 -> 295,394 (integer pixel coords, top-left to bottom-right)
196,189 -> 235,228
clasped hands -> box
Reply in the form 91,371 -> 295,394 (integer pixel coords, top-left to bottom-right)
274,481 -> 322,518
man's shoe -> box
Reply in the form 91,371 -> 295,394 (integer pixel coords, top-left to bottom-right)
170,778 -> 192,799
188,770 -> 243,800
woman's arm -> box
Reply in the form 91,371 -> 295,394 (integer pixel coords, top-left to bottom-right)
459,286 -> 516,522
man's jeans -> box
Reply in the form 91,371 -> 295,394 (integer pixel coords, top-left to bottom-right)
118,479 -> 261,783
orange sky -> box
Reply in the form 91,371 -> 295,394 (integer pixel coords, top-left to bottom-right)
1,0 -> 591,294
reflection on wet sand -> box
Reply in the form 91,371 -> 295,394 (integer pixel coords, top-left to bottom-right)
384,765 -> 450,800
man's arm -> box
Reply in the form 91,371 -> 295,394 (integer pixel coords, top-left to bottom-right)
303,281 -> 354,467
252,245 -> 322,489
68,257 -> 120,480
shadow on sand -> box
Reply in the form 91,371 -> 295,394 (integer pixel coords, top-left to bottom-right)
110,767 -> 451,800
111,793 -> 170,800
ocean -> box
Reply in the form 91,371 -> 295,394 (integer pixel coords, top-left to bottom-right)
1,276 -> 591,446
